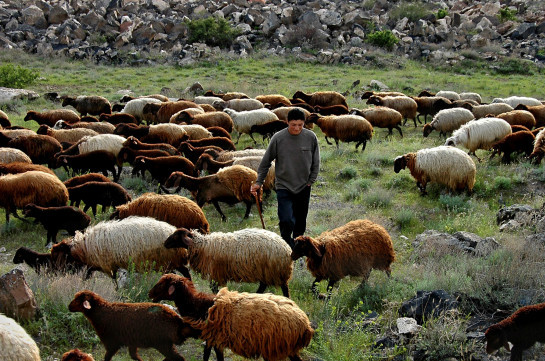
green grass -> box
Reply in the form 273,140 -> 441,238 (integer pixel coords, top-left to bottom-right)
2,49 -> 545,360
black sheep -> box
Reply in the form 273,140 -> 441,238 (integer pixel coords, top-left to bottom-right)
249,120 -> 288,143
132,156 -> 194,193
67,181 -> 131,216
13,247 -> 53,274
54,150 -> 119,181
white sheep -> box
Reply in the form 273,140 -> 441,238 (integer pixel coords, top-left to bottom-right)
444,117 -> 512,161
394,145 -> 476,194
435,90 -> 461,101
213,98 -> 264,111
223,108 -> 279,143
164,227 -> 293,297
75,134 -> 126,157
462,102 -> 514,119
211,148 -> 267,162
423,108 -> 475,137
193,95 -> 223,105
61,216 -> 189,280
0,148 -> 32,164
459,92 -> 482,104
120,97 -> 163,122
0,313 -> 41,361
37,124 -> 99,143
492,96 -> 542,108
178,124 -> 212,140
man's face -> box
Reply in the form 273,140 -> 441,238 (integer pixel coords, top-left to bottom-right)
288,119 -> 304,135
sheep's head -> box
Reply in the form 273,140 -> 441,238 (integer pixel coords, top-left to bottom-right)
305,113 -> 320,125
484,324 -> 509,354
444,137 -> 457,147
69,290 -> 102,313
61,348 -> 94,361
366,96 -> 381,106
22,203 -> 38,218
12,247 -> 30,264
393,155 -> 408,173
148,273 -> 195,303
164,228 -> 193,249
292,236 -> 324,261
212,100 -> 226,110
36,124 -> 50,135
24,111 -> 36,121
422,124 -> 433,137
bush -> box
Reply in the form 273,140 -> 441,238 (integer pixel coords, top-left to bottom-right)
389,2 -> 432,23
439,194 -> 470,212
498,7 -> 517,22
185,17 -> 241,48
283,24 -> 330,51
437,8 -> 448,19
366,30 -> 399,50
337,166 -> 358,180
492,58 -> 533,75
0,63 -> 39,88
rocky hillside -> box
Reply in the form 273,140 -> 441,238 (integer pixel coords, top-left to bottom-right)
1,0 -> 544,66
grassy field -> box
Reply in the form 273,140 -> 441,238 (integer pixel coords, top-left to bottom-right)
1,50 -> 545,360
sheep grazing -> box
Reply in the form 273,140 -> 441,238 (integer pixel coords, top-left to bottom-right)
490,130 -> 535,164
394,145 -> 476,194
122,136 -> 180,155
249,120 -> 288,142
496,110 -> 536,129
24,109 -> 80,127
0,161 -> 55,176
459,92 -> 482,104
67,181 -> 131,216
61,349 -> 95,361
143,100 -> 200,124
0,313 -> 41,361
164,227 -> 293,296
54,150 -> 119,181
69,290 -> 198,361
119,97 -> 163,123
515,104 -> 545,128
63,173 -> 113,188
462,102 -> 514,119
366,95 -> 418,127
149,274 -> 314,361
422,108 -> 475,138
0,147 -> 32,164
54,119 -> 115,134
350,106 -> 403,137
529,128 -> 545,164
223,108 -> 279,143
411,96 -> 453,124
205,148 -> 266,162
37,124 -> 99,143
0,171 -> 68,223
306,113 -> 373,151
62,95 -> 112,116
292,219 -> 395,297
13,247 -> 53,274
492,96 -> 542,108
166,164 -> 257,221
444,118 -> 512,161
179,135 -> 236,152
132,156 -> 195,193
111,192 -> 209,233
99,112 -> 140,125
485,302 -> 545,361
212,98 -> 264,111
60,216 -> 189,279
292,90 -> 348,108
23,203 -> 91,246
255,94 -> 292,107
170,110 -> 234,133
6,134 -> 62,164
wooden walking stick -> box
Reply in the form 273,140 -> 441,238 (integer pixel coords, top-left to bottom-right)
253,188 -> 266,229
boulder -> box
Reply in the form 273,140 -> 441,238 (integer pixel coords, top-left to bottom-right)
0,269 -> 37,321
0,87 -> 40,104
399,290 -> 459,324
48,5 -> 69,25
21,5 -> 48,29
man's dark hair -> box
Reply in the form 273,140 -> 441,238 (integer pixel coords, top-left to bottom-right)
287,108 -> 306,122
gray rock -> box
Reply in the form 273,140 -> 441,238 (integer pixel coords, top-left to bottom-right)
399,290 -> 459,324
48,5 -> 69,25
262,11 -> 281,35
22,5 -> 48,29
0,87 -> 40,104
496,204 -> 534,225
369,79 -> 389,91
150,0 -> 170,13
396,317 -> 421,335
510,22 -> 536,39
317,9 -> 342,27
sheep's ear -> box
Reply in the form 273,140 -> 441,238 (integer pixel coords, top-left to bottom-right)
504,340 -> 511,351
83,300 -> 91,310
168,285 -> 175,296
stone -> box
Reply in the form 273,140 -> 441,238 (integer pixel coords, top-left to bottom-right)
317,9 -> 342,27
496,204 -> 534,225
510,22 -> 536,39
0,269 -> 37,321
399,290 -> 458,324
151,0 -> 170,13
480,2 -> 501,17
21,5 -> 48,29
397,317 -> 421,334
262,11 -> 281,35
0,87 -> 40,104
48,5 -> 69,24
369,80 -> 389,91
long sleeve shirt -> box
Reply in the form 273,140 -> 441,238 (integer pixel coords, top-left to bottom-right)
255,128 -> 320,194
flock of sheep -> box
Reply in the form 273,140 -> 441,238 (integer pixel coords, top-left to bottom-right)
1,87 -> 545,360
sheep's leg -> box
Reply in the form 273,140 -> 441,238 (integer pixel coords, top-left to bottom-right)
159,184 -> 171,194
281,283 -> 290,298
324,136 -> 333,145
103,346 -> 120,361
310,278 -> 322,296
234,132 -> 242,144
248,132 -> 258,144
256,282 -> 267,293
176,265 -> 192,280
209,280 -> 220,293
396,126 -> 403,137
204,346 -> 224,361
509,345 -> 523,361
128,346 -> 144,361
46,229 -> 57,247
243,200 -> 252,219
156,344 -> 184,361
211,200 -> 227,221
288,355 -> 303,361
335,138 -> 340,149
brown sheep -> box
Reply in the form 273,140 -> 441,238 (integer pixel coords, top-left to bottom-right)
313,104 -> 349,116
171,110 -> 234,133
178,142 -> 224,164
122,135 -> 180,155
98,112 -> 140,125
6,134 -> 62,164
132,155 -> 195,193
366,95 -> 418,127
255,94 -> 292,107
61,349 -> 95,361
411,96 -> 453,123
24,109 -> 80,127
178,135 -> 235,152
63,173 -> 113,188
350,106 -> 403,137
529,128 -> 545,164
0,161 -> 55,176
489,130 -> 535,164
496,110 -> 536,129
56,120 -> 115,134
143,100 -> 201,124
306,113 -> 373,151
292,219 -> 395,297
204,90 -> 249,100
292,90 -> 348,108
67,181 -> 131,216
360,91 -> 406,99
62,95 -> 112,116
515,104 -> 545,128
0,109 -> 10,127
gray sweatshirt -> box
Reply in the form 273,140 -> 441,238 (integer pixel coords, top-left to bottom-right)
255,128 -> 320,194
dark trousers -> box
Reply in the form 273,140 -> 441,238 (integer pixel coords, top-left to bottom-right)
276,186 -> 311,248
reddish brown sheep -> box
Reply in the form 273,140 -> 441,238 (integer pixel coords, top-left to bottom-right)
63,173 -> 113,188
306,113 -> 373,151
143,100 -> 200,124
0,161 -> 55,176
489,130 -> 535,164
515,104 -> 545,128
132,155 -> 195,193
67,181 -> 131,216
171,111 -> 234,133
292,90 -> 348,108
61,349 -> 95,361
122,136 -> 180,155
7,134 -> 62,165
24,109 -> 80,127
62,95 -> 112,116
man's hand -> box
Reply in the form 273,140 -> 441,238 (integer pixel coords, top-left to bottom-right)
250,183 -> 261,196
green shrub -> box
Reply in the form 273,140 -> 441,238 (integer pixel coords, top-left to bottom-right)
366,30 -> 399,50
389,2 -> 431,23
492,58 -> 533,75
337,166 -> 358,180
343,178 -> 372,201
394,208 -> 418,231
437,8 -> 448,19
498,7 -> 517,22
439,194 -> 470,212
0,63 -> 39,88
364,188 -> 392,208
185,17 -> 241,48
494,176 -> 512,190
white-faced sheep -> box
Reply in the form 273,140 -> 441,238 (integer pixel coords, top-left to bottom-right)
0,313 -> 41,361
496,110 -> 536,129
350,106 -> 403,137
119,97 -> 163,123
67,181 -> 131,216
212,98 -> 264,112
54,119 -> 115,134
58,216 -> 190,279
292,219 -> 396,297
462,102 -> 514,119
6,134 -> 62,165
306,113 -> 373,151
444,118 -> 512,160
165,164 -> 257,221
224,108 -> 279,143
492,96 -> 542,108
292,90 -> 348,108
24,109 -> 80,127
394,145 -> 476,194
366,95 -> 418,127
489,130 -> 535,164
37,124 -> 99,143
164,227 -> 293,296
0,170 -> 68,223
62,95 -> 112,116
143,100 -> 201,124
423,108 -> 475,138
170,110 -> 234,133
529,128 -> 545,164
0,147 -> 32,164
69,290 -> 199,361
149,274 -> 313,361
111,192 -> 209,233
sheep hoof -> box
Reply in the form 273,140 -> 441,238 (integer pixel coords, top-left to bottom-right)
317,293 -> 328,300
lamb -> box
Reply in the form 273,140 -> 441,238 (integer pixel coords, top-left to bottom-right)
54,119 -> 115,134
13,247 -> 53,274
24,109 -> 80,127
60,216 -> 189,279
149,274 -> 313,361
444,117 -> 512,160
0,147 -> 32,164
306,113 -> 373,151
37,124 -> 99,143
132,156 -> 195,193
61,349 -> 95,361
122,135 -> 180,155
292,219 -> 396,297
292,90 -> 348,107
23,203 -> 91,245
6,134 -> 62,164
143,100 -> 200,124
350,106 -> 403,137
529,128 -> 545,164
164,227 -> 293,296
67,181 -> 131,216
222,108 -> 277,143
422,108 -> 475,138
165,164 -> 257,221
462,102 -> 514,119
515,104 -> 545,127
111,192 -> 209,233
69,290 -> 198,361
394,145 -> 476,194
411,96 -> 453,124
98,112 -> 140,125
495,110 -> 536,129
0,170 -> 68,223
119,97 -> 163,123
63,173 -> 113,188
489,130 -> 535,164
492,96 -> 542,108
171,110 -> 234,133
485,302 -> 545,361
62,95 -> 112,116
117,146 -> 170,167
366,95 -> 418,127
249,120 -> 288,142
54,150 -> 119,181
0,313 -> 41,361
255,94 -> 292,107
212,98 -> 264,111
0,161 -> 55,176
